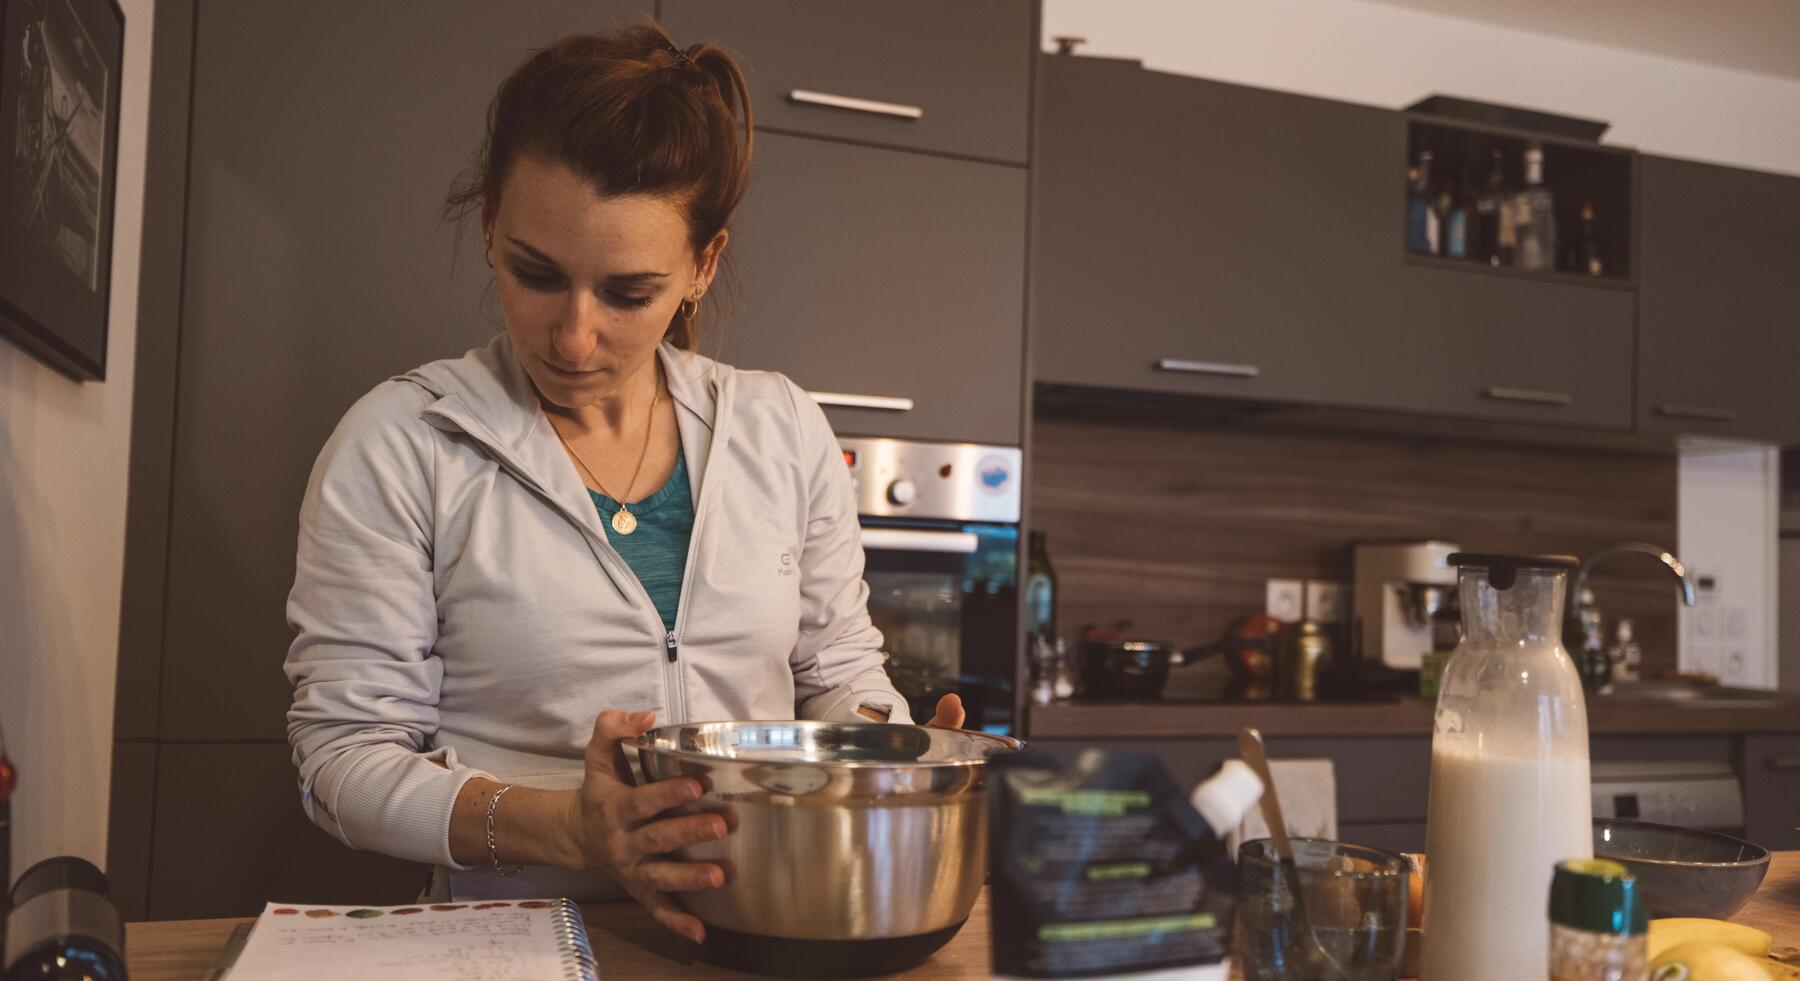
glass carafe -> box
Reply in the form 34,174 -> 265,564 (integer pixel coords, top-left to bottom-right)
1421,553 -> 1592,981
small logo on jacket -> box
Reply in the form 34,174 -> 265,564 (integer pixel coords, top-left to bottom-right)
779,550 -> 796,576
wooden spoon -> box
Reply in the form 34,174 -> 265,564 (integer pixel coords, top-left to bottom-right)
1239,726 -> 1345,979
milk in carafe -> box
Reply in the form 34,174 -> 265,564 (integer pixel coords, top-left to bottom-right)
1420,553 -> 1592,981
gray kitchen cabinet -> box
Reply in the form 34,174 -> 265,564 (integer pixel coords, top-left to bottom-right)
1743,735 -> 1800,851
149,743 -> 424,919
155,0 -> 649,742
717,131 -> 1027,445
1374,265 -> 1634,430
1638,156 -> 1800,444
658,0 -> 1033,165
1031,55 -> 1402,409
1031,55 -> 1634,430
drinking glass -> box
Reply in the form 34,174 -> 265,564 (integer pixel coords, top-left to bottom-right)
1236,838 -> 1409,981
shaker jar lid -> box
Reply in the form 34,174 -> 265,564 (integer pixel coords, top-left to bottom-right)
1549,858 -> 1647,935
1446,552 -> 1579,570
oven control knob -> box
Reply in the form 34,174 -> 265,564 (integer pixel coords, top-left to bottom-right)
886,479 -> 917,506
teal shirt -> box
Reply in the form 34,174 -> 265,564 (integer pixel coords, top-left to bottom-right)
589,451 -> 694,633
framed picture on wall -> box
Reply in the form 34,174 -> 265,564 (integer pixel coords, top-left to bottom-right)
0,0 -> 125,381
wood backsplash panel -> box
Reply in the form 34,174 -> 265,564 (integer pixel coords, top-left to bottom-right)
1029,416 -> 1682,676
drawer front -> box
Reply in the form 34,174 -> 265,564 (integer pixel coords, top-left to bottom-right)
1357,267 -> 1635,429
660,0 -> 1032,164
1743,734 -> 1800,851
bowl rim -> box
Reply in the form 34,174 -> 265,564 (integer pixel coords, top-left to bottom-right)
1592,818 -> 1772,869
1238,836 -> 1410,880
633,719 -> 1025,770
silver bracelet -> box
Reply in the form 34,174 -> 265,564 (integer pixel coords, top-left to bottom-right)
485,784 -> 524,877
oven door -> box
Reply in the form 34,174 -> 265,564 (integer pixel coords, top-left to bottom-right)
860,520 -> 1018,734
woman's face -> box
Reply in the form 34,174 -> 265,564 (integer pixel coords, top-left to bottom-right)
484,153 -> 724,408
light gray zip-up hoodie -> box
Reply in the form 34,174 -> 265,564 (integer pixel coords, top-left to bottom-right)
285,335 -> 910,899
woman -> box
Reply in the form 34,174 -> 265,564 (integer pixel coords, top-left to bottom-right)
283,25 -> 961,943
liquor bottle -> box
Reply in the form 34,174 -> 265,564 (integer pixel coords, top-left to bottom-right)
1514,144 -> 1557,272
1024,530 -> 1057,642
1444,183 -> 1471,261
1405,151 -> 1439,255
1433,185 -> 1455,258
1573,200 -> 1604,276
1473,147 -> 1509,265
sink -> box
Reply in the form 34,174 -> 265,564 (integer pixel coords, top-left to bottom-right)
1595,681 -> 1787,709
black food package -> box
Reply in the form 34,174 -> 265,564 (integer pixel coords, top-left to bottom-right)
988,750 -> 1240,979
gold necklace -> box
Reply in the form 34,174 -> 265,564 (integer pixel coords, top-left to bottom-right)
552,385 -> 661,536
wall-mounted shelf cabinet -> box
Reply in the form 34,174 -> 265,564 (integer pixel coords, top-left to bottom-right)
1403,118 -> 1635,286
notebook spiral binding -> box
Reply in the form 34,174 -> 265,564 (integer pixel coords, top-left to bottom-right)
552,898 -> 599,981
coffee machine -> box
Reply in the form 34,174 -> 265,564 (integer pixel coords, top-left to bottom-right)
1352,540 -> 1461,671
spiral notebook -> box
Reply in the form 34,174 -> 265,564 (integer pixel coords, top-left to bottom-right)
219,898 -> 597,981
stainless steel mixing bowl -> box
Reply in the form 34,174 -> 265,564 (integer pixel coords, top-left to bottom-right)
626,721 -> 1020,958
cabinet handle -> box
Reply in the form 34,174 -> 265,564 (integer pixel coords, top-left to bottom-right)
1156,358 -> 1260,379
1765,757 -> 1800,771
1656,403 -> 1739,423
808,391 -> 915,412
788,89 -> 924,121
1482,386 -> 1573,406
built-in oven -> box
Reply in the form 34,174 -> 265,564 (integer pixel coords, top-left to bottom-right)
840,437 -> 1021,735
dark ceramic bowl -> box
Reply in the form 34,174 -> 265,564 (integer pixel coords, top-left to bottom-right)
1593,818 -> 1770,919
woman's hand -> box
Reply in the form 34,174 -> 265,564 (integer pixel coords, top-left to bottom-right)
923,693 -> 965,729
564,710 -> 727,944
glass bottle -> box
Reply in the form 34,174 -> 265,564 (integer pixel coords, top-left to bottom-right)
1422,553 -> 1592,981
1573,201 -> 1604,276
1474,147 -> 1509,265
1024,530 -> 1057,642
1515,144 -> 1557,271
1444,183 -> 1471,261
1406,151 -> 1438,255
1609,618 -> 1642,684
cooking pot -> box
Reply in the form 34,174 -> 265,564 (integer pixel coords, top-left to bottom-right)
624,720 -> 1022,978
1081,617 -> 1280,699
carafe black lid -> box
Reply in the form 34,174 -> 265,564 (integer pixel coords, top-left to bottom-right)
1447,552 -> 1578,590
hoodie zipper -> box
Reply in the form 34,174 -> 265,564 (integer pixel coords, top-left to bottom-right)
659,373 -> 731,729
423,399 -> 689,720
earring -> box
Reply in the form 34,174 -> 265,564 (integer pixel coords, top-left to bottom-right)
680,295 -> 700,319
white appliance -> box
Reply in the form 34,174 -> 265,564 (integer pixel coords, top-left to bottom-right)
1352,540 -> 1461,670
1590,760 -> 1744,832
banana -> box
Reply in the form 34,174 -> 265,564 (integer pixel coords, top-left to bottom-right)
1760,959 -> 1800,980
1649,942 -> 1777,981
1649,918 -> 1774,961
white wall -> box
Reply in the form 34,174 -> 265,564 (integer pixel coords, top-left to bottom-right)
1049,0 -> 1800,178
1,0 -> 153,874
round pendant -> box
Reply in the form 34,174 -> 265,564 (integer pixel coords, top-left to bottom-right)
611,508 -> 638,535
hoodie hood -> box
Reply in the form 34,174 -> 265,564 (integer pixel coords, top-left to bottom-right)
396,334 -> 731,553
399,333 -> 722,455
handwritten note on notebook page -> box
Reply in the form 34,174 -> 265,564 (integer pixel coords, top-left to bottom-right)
223,898 -> 596,981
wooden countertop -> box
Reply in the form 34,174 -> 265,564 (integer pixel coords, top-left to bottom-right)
1028,693 -> 1800,739
126,852 -> 1800,979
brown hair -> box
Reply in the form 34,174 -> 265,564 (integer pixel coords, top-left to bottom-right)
444,23 -> 753,351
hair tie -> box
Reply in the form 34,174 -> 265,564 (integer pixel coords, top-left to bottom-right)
662,41 -> 695,70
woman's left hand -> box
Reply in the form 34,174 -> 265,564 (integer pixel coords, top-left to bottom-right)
856,693 -> 965,728
923,693 -> 964,729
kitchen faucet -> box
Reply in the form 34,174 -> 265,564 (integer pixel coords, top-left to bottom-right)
1568,541 -> 1698,611
1561,542 -> 1697,689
